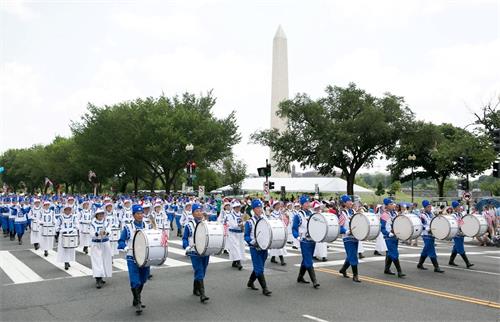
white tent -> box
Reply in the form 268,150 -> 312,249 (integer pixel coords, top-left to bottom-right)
215,177 -> 373,194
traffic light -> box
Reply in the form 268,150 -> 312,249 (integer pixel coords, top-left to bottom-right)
493,161 -> 500,178
266,164 -> 271,177
269,181 -> 275,190
257,163 -> 272,177
494,128 -> 500,153
280,186 -> 286,200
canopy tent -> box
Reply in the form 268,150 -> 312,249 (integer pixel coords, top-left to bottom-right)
214,177 -> 373,194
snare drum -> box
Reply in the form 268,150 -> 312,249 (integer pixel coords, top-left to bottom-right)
393,215 -> 423,241
194,221 -> 225,256
80,223 -> 91,234
42,224 -> 56,236
430,215 -> 459,240
461,214 -> 488,237
133,229 -> 168,267
350,212 -> 380,241
255,218 -> 287,250
62,233 -> 79,248
31,221 -> 40,232
109,228 -> 121,242
307,212 -> 340,243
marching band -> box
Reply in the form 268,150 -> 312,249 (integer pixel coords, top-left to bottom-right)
0,193 -> 494,315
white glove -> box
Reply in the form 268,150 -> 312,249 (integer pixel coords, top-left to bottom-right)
389,233 -> 394,238
185,246 -> 192,255
345,230 -> 351,236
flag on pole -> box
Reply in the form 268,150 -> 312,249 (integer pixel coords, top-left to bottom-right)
44,177 -> 53,187
88,170 -> 97,183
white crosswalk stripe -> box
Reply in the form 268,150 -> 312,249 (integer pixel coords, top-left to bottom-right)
0,251 -> 43,284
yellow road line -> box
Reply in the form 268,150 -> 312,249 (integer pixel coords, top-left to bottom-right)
317,267 -> 500,309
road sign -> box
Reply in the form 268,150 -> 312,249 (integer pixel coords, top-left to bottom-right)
263,181 -> 270,201
198,185 -> 205,198
462,191 -> 471,201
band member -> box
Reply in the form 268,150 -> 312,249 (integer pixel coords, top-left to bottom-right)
227,200 -> 245,270
269,201 -> 287,266
338,195 -> 361,282
417,200 -> 444,273
117,205 -> 150,315
120,199 -> 133,227
91,208 -> 112,289
312,201 -> 327,262
174,200 -> 183,237
292,195 -> 320,288
182,203 -> 211,303
8,197 -> 17,241
105,202 -> 121,256
152,202 -> 169,230
56,205 -> 78,270
78,200 -> 93,254
28,199 -> 42,250
13,198 -> 28,245
1,197 -> 10,237
165,200 -> 175,230
380,198 -> 406,278
449,201 -> 474,268
40,201 -> 55,257
244,199 -> 272,296
373,205 -> 387,256
180,202 -> 193,231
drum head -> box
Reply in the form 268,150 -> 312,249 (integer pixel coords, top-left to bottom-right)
255,219 -> 271,249
350,214 -> 368,240
133,230 -> 147,267
461,215 -> 478,237
431,216 -> 449,240
393,215 -> 411,241
194,221 -> 208,255
308,214 -> 327,242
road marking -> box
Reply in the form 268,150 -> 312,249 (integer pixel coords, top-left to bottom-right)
485,256 -> 500,260
30,249 -> 93,277
302,314 -> 329,322
317,267 -> 500,309
399,260 -> 500,276
113,258 -> 129,271
0,251 -> 43,284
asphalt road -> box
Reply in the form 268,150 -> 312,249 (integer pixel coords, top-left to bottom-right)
0,231 -> 499,322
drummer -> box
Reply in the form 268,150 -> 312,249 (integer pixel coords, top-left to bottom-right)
78,200 -> 93,254
338,195 -> 361,283
292,195 -> 320,288
417,200 -> 444,273
380,198 -> 406,278
28,199 -> 42,250
312,201 -> 328,262
227,200 -> 245,270
244,199 -> 272,296
182,203 -> 210,303
448,201 -> 474,268
117,204 -> 149,315
269,200 -> 288,266
56,205 -> 78,270
91,208 -> 112,289
40,200 -> 55,257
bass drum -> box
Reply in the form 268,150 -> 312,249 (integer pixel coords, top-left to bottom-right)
461,214 -> 488,237
350,212 -> 380,241
393,215 -> 423,241
194,221 -> 225,256
133,229 -> 168,267
31,221 -> 40,232
430,215 -> 459,240
255,218 -> 287,250
307,213 -> 340,243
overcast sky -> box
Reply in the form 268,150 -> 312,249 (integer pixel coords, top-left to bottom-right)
1,0 -> 499,175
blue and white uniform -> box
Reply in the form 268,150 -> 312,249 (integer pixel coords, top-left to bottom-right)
339,208 -> 358,266
90,215 -> 112,278
269,210 -> 288,258
226,209 -> 245,262
28,203 -> 43,245
292,209 -> 315,269
56,211 -> 78,263
39,206 -> 55,252
14,204 -> 28,240
78,205 -> 93,248
183,217 -> 210,281
245,214 -> 268,277
420,211 -> 437,259
381,209 -> 399,261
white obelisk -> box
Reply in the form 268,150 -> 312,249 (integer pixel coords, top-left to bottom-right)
270,25 -> 290,177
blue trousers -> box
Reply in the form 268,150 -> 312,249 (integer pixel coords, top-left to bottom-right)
384,237 -> 399,260
9,219 -> 15,233
300,240 -> 316,269
421,235 -> 437,259
343,237 -> 359,266
175,215 -> 182,231
190,254 -> 210,281
249,247 -> 268,277
1,216 -> 9,233
167,214 -> 174,224
452,236 -> 465,255
14,222 -> 26,238
126,256 -> 150,288
208,215 -> 218,222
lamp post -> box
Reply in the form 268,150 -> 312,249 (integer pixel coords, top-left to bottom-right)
408,154 -> 416,203
185,144 -> 194,192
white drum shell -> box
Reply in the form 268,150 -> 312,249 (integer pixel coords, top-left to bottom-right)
31,221 -> 40,232
80,223 -> 91,234
430,215 -> 459,240
194,221 -> 225,256
307,213 -> 340,243
42,225 -> 55,236
133,229 -> 168,267
461,214 -> 488,237
350,213 -> 380,241
393,215 -> 423,241
109,228 -> 121,242
255,219 -> 287,250
62,233 -> 79,248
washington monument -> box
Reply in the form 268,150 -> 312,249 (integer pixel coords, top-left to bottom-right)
270,25 -> 290,177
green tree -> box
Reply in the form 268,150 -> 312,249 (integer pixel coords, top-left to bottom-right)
389,122 -> 496,197
375,182 -> 385,196
251,83 -> 414,195
221,156 -> 247,194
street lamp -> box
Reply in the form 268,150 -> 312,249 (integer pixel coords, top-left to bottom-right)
407,154 -> 416,203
